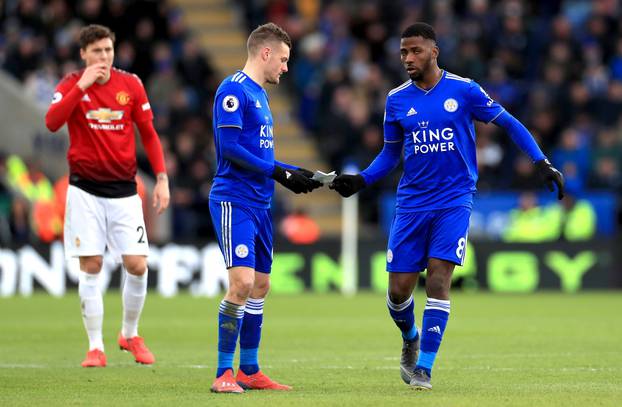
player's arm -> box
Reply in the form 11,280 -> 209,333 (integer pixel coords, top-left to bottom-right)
219,125 -> 274,174
492,111 -> 564,199
131,76 -> 170,214
330,104 -> 403,198
135,120 -> 169,214
468,82 -> 564,200
45,64 -> 107,132
273,160 -> 297,170
45,82 -> 84,132
218,126 -> 321,194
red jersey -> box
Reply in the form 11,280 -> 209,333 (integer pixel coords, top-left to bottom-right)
46,68 -> 153,183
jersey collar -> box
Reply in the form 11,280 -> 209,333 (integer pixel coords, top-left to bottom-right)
411,70 -> 445,95
236,70 -> 263,92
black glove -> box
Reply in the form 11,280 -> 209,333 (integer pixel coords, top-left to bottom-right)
272,166 -> 322,194
329,174 -> 366,198
535,159 -> 565,200
297,167 -> 315,178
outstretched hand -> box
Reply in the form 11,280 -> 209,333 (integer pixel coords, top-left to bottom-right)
329,174 -> 366,198
272,166 -> 322,194
535,159 -> 565,200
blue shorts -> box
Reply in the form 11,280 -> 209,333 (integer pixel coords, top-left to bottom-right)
209,200 -> 273,273
387,206 -> 471,273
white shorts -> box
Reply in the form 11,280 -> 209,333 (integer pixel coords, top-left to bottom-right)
64,185 -> 149,262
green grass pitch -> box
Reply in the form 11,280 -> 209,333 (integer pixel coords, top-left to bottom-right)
1,291 -> 621,406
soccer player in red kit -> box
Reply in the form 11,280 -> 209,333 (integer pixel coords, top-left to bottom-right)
45,24 -> 170,367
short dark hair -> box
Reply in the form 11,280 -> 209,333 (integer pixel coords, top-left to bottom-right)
79,24 -> 115,49
247,22 -> 292,55
401,23 -> 436,41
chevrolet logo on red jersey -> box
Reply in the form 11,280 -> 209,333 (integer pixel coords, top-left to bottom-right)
86,108 -> 124,123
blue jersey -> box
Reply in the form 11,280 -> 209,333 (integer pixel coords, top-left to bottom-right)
210,71 -> 275,208
383,70 -> 504,212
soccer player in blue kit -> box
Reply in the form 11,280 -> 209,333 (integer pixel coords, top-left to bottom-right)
208,23 -> 321,393
330,23 -> 564,390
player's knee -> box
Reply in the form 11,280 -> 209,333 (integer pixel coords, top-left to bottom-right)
425,274 -> 450,298
123,256 -> 147,276
388,281 -> 412,303
230,278 -> 254,301
79,256 -> 103,274
252,279 -> 270,298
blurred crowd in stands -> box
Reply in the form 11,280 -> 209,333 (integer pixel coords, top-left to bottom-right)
1,0 -> 621,244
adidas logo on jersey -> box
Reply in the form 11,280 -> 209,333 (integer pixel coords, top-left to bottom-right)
407,107 -> 417,116
427,325 -> 442,334
82,94 -> 91,102
255,100 -> 262,108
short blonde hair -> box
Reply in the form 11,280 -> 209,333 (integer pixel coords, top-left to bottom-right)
247,23 -> 291,55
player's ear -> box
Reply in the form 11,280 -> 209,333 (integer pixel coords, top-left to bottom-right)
79,47 -> 86,62
261,46 -> 271,62
431,44 -> 439,59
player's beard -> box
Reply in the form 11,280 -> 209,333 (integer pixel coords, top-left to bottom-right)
408,58 -> 432,81
409,70 -> 423,81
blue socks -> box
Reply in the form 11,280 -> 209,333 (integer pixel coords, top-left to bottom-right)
387,294 -> 419,341
239,297 -> 264,375
416,298 -> 450,377
216,300 -> 245,377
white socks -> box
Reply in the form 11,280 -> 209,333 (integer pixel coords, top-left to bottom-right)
78,272 -> 104,351
122,269 -> 148,339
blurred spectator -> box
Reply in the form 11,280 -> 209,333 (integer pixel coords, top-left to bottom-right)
589,128 -> 622,191
483,61 -> 522,115
292,32 -> 326,130
23,59 -> 59,109
317,84 -> 355,170
551,128 -> 591,193
510,156 -> 541,190
594,80 -> 622,126
176,36 -> 217,107
609,37 -> 622,80
2,32 -> 42,81
147,43 -> 182,114
132,18 -> 156,80
556,193 -> 597,241
3,155 -> 60,242
10,196 -> 31,244
503,191 -> 561,242
352,124 -> 385,225
15,0 -> 45,34
475,124 -> 504,190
